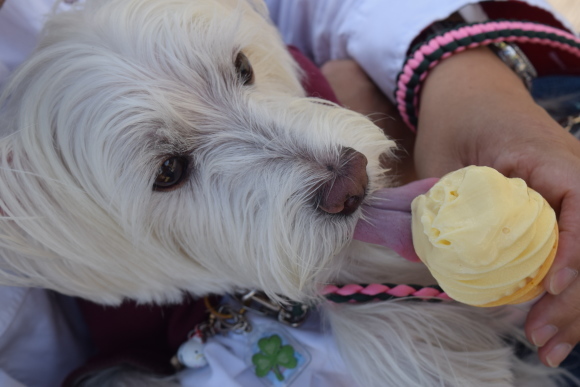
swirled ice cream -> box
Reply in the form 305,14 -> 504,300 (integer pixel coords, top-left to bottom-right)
411,166 -> 558,307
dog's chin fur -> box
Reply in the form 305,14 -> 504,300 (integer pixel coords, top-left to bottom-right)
0,0 -> 574,386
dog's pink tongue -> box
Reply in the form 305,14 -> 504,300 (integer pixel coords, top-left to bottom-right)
354,178 -> 439,262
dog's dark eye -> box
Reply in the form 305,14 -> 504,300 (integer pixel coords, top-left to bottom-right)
153,157 -> 188,191
234,52 -> 254,85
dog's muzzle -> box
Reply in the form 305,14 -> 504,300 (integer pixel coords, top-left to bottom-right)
316,147 -> 368,216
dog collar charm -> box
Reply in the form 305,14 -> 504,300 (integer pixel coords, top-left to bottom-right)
252,334 -> 297,381
175,334 -> 208,369
248,326 -> 311,386
177,337 -> 207,369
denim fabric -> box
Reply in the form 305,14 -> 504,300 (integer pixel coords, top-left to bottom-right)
561,349 -> 580,384
532,76 -> 580,138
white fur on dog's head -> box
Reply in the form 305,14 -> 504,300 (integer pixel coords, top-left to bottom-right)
0,0 -> 394,304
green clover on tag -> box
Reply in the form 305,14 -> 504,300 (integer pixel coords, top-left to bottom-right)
252,334 -> 298,381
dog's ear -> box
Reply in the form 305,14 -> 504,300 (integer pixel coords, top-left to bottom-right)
0,136 -> 64,293
0,132 -> 128,304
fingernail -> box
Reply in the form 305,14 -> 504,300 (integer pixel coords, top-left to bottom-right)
546,343 -> 573,368
549,268 -> 578,295
531,325 -> 558,347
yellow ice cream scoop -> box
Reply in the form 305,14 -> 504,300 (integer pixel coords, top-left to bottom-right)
411,165 -> 558,307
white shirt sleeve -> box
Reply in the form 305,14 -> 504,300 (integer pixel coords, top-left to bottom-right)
264,0 -> 567,100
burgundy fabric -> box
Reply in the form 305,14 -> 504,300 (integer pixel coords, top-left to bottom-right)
63,295 -> 211,385
62,47 -> 338,386
288,45 -> 340,103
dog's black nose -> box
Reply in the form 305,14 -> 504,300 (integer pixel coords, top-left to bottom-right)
317,148 -> 368,216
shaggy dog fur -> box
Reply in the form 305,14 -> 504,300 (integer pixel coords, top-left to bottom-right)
0,0 -> 573,385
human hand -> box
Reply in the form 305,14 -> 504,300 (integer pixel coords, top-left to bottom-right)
416,46 -> 580,367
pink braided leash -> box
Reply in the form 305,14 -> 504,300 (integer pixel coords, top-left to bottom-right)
322,283 -> 452,303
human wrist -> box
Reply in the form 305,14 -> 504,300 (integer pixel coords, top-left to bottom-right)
415,46 -> 548,177
418,45 -> 534,134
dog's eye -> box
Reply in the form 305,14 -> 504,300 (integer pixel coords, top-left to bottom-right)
153,157 -> 188,191
234,52 -> 254,85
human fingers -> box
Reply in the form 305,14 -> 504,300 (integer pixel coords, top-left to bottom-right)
525,186 -> 580,367
526,283 -> 580,367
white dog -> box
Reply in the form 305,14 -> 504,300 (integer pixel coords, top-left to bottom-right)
0,0 -> 572,386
